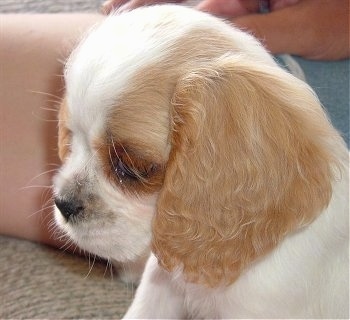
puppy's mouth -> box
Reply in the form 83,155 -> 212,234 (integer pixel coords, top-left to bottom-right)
53,199 -> 139,261
53,187 -> 155,263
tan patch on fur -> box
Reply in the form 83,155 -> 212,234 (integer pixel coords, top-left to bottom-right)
62,23 -> 342,286
151,55 -> 341,287
95,136 -> 166,195
103,26 -> 340,286
105,27 -> 250,194
57,97 -> 71,162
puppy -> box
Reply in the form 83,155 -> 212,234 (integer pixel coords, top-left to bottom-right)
54,5 -> 349,318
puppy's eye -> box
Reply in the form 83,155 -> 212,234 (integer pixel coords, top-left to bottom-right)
101,140 -> 164,194
109,143 -> 158,183
115,158 -> 158,181
115,159 -> 139,180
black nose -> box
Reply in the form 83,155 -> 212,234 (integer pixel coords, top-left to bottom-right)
54,198 -> 84,221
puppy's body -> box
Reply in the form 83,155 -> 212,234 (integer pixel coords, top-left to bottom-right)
54,5 -> 349,318
126,177 -> 349,318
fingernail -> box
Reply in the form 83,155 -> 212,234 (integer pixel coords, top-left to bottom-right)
101,0 -> 114,14
101,0 -> 127,14
118,2 -> 133,12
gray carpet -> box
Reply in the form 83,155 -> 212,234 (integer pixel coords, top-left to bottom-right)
0,235 -> 134,319
0,0 -> 199,13
0,0 -> 102,13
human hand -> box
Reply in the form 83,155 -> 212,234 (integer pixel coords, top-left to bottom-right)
221,0 -> 350,60
101,0 -> 299,16
101,0 -> 350,61
101,0 -> 186,14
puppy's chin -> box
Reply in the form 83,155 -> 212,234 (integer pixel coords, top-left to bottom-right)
53,197 -> 155,264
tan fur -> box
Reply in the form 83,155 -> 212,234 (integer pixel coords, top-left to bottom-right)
106,27 -> 243,161
103,27 -> 268,195
152,55 -> 341,287
95,135 -> 166,195
58,21 -> 342,287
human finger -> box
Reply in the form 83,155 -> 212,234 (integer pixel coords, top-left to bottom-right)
270,0 -> 300,10
234,9 -> 297,55
196,0 -> 302,18
196,0 -> 258,18
101,0 -> 185,14
101,0 -> 127,13
233,0 -> 350,60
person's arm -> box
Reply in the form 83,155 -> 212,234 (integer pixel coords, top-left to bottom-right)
102,0 -> 350,61
231,0 -> 350,60
0,14 -> 103,247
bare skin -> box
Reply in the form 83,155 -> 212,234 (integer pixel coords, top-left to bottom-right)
0,0 -> 348,248
103,0 -> 350,60
0,14 -> 103,246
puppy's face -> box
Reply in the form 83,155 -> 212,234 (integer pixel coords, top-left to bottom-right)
54,5 -> 341,285
54,96 -> 163,262
54,5 -> 271,263
53,40 -> 170,263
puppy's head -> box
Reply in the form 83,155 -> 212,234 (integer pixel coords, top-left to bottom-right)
54,5 -> 344,284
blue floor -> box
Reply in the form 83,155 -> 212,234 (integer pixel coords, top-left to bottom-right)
291,57 -> 349,147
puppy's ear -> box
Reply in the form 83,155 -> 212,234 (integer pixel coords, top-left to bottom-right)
152,55 -> 341,287
57,97 -> 71,162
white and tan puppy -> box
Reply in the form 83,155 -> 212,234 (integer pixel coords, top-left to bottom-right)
54,5 -> 349,318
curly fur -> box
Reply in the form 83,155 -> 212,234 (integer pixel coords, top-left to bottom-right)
53,4 -> 348,318
152,55 -> 340,287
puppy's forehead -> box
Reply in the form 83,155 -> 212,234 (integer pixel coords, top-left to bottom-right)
64,5 -> 273,144
63,9 -> 176,149
65,7 -> 203,119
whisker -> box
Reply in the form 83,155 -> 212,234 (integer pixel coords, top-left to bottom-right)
48,217 -> 59,234
57,58 -> 67,66
120,263 -> 136,298
104,258 -> 115,280
23,170 -> 57,188
29,90 -> 63,101
118,141 -> 149,186
23,169 -> 59,187
19,185 -> 53,191
31,112 -> 61,122
109,140 -> 120,170
59,236 -> 77,253
110,137 -> 125,182
111,137 -> 146,184
110,136 -> 121,163
40,105 -> 60,112
120,143 -> 144,181
46,104 -> 60,109
85,253 -> 97,279
27,203 -> 55,219
46,163 -> 61,168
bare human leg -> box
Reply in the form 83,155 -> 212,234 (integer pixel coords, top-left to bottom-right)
0,14 -> 103,247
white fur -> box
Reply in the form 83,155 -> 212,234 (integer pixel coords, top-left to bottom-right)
54,4 -> 276,281
54,4 -> 349,317
125,173 -> 349,318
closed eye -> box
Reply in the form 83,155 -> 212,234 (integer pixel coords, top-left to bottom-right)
108,140 -> 158,184
115,158 -> 140,180
98,135 -> 165,195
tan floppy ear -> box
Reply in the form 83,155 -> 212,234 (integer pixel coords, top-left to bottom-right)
152,55 -> 341,287
57,97 -> 71,162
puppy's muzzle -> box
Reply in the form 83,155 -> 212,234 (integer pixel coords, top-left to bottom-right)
55,197 -> 84,221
